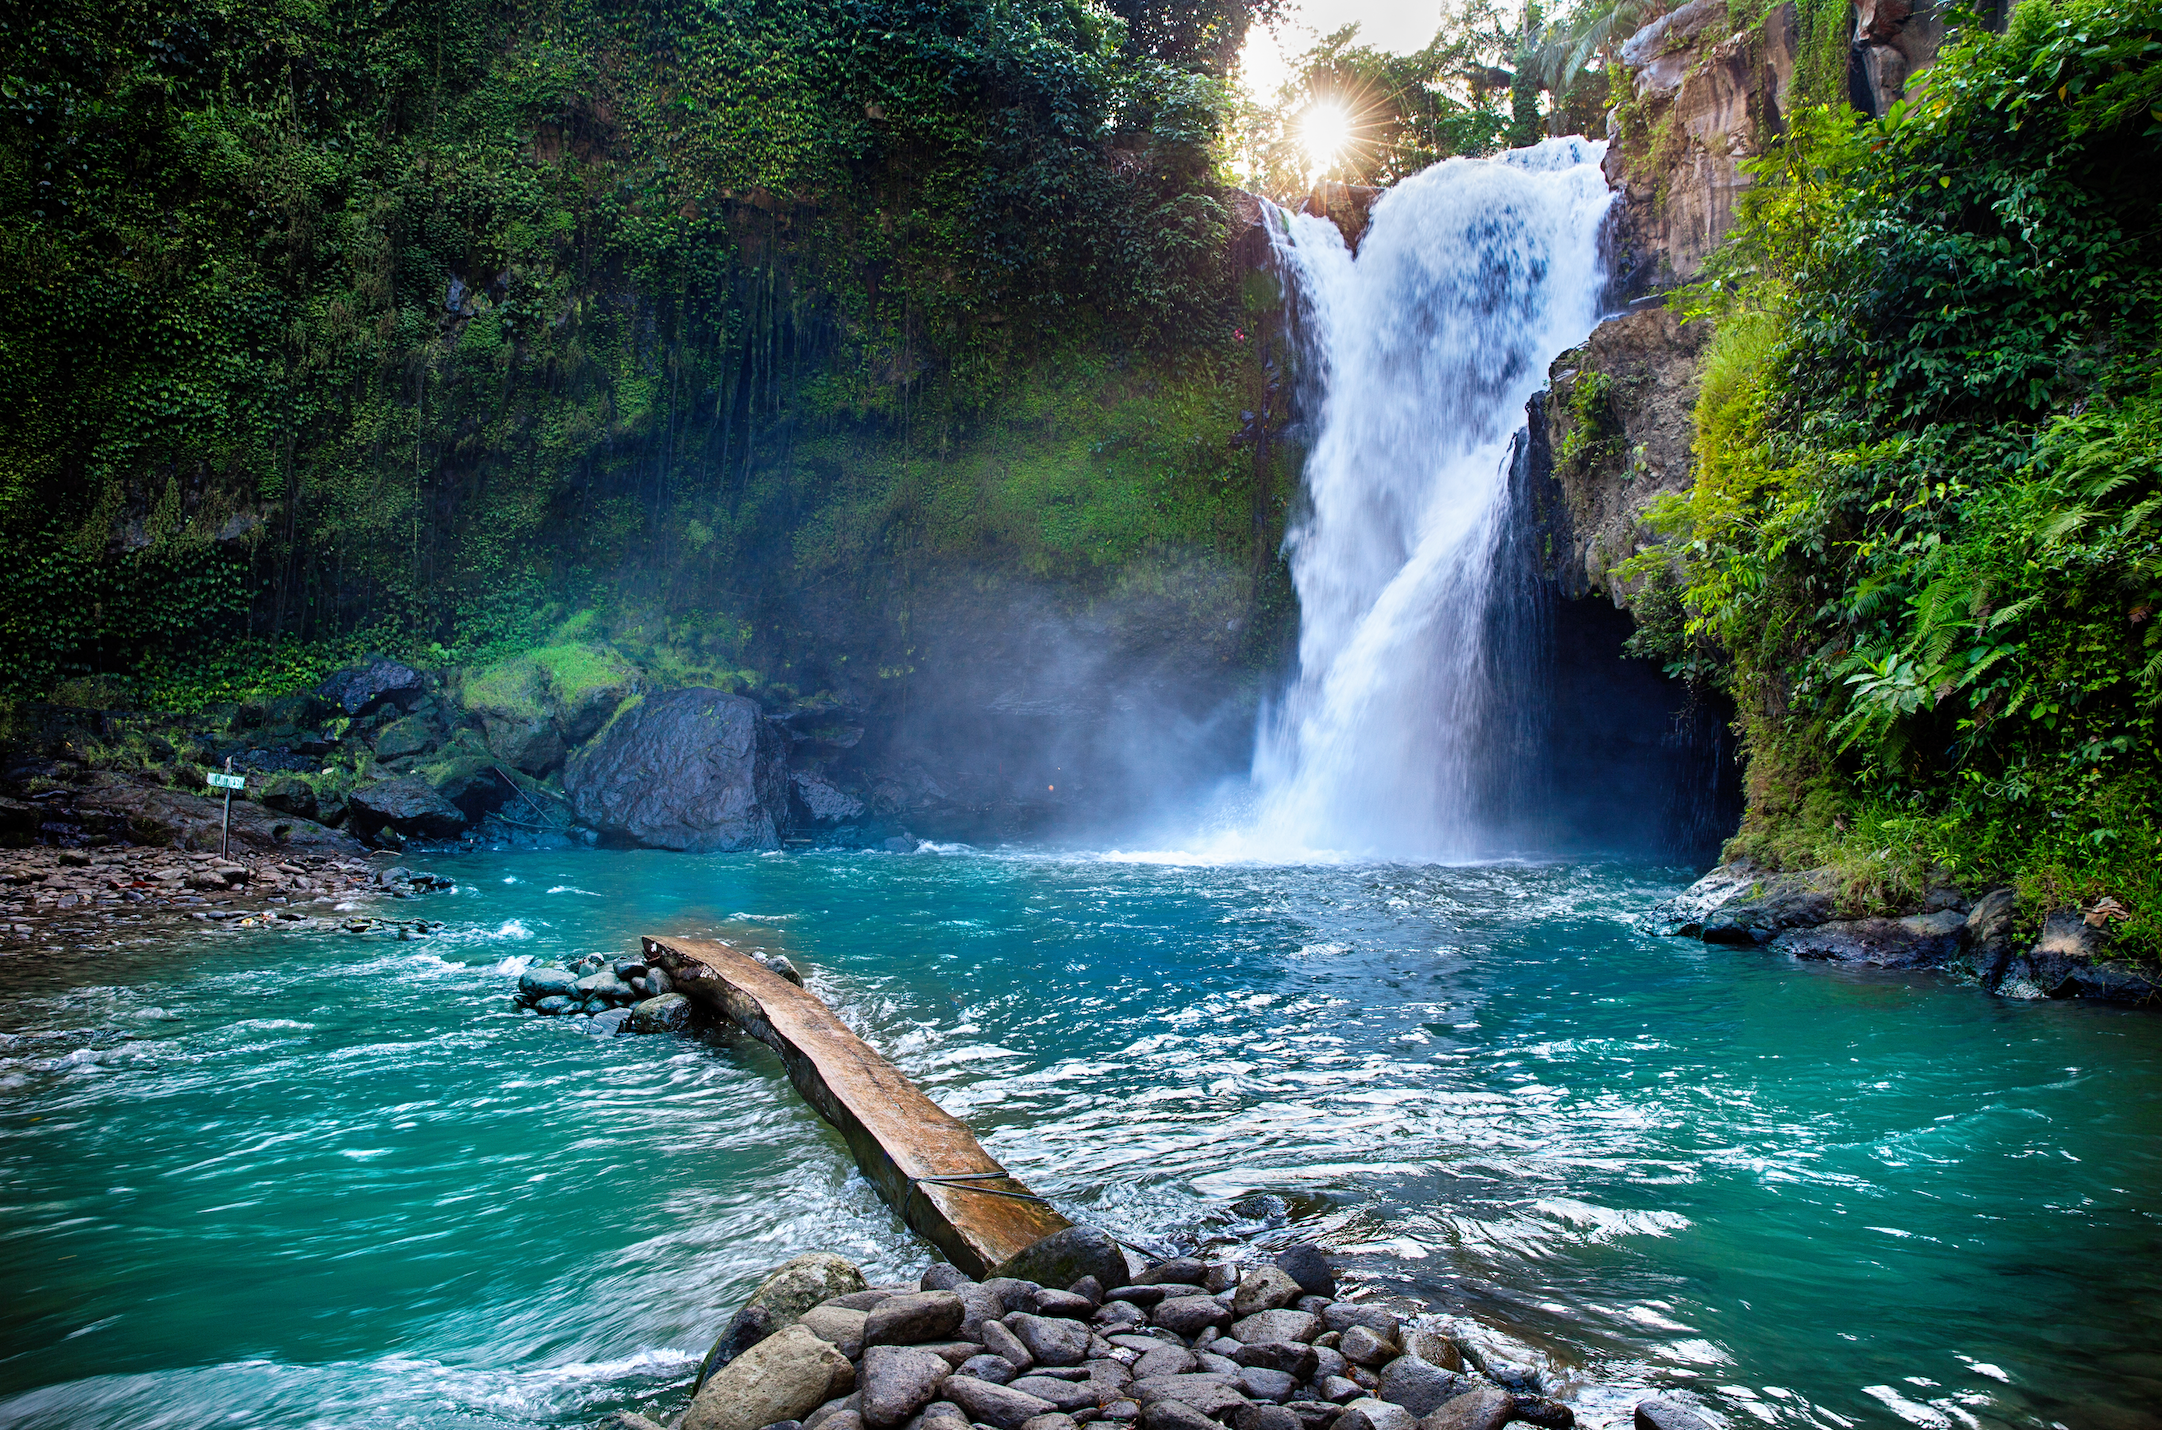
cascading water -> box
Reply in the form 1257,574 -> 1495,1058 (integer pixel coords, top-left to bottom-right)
1250,137 -> 1616,861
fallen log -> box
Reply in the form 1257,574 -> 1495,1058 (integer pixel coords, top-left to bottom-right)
641,934 -> 1071,1278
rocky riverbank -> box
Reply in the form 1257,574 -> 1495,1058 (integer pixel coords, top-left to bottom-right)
1651,860 -> 2156,1004
0,843 -> 453,950
633,1245 -> 1711,1430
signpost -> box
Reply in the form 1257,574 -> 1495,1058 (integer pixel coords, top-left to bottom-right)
206,761 -> 246,857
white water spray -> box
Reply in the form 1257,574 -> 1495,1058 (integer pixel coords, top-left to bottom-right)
1249,138 -> 1615,861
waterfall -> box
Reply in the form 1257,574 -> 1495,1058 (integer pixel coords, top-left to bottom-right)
1250,138 -> 1616,861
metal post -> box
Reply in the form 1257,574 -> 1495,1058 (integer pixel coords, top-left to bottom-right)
221,757 -> 234,860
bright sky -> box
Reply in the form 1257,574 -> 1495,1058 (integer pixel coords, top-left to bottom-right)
1238,0 -> 1447,97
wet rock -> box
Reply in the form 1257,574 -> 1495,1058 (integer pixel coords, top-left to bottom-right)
484,715 -> 566,776
981,1319 -> 1036,1370
1403,1330 -> 1461,1372
1272,1245 -> 1335,1299
1008,1376 -> 1099,1412
860,1345 -> 950,1429
1153,1297 -> 1233,1338
1339,1325 -> 1396,1367
1018,1416 -> 1081,1430
1007,1313 -> 1089,1367
1332,1400 -> 1416,1430
793,770 -> 867,823
1237,1367 -> 1298,1402
630,992 -> 694,1033
1232,1266 -> 1303,1317
1373,1356 -> 1470,1417
1320,1305 -> 1400,1341
1231,1408 -> 1303,1430
799,1305 -> 870,1359
373,715 -> 440,760
1229,1310 -> 1318,1345
319,659 -> 427,717
960,1354 -> 1020,1385
684,1324 -> 855,1430
942,1375 -> 1058,1430
1132,1374 -> 1250,1417
260,775 -> 319,820
575,970 -> 634,1002
1771,910 -> 1967,968
1093,1300 -> 1145,1331
586,1007 -> 631,1036
1418,1388 -> 1514,1430
1031,1289 -> 1097,1319
1139,1404 -> 1217,1430
349,777 -> 468,841
993,1225 -> 1129,1291
564,688 -> 792,852
535,994 -> 574,1015
1134,1345 -> 1197,1379
1107,1285 -> 1171,1307
518,966 -> 580,1000
1511,1394 -> 1577,1429
864,1291 -> 965,1346
697,1254 -> 868,1390
1317,1376 -> 1362,1403
1232,1342 -> 1318,1380
921,1264 -> 973,1292
1634,1400 -> 1715,1430
1135,1258 -> 1209,1287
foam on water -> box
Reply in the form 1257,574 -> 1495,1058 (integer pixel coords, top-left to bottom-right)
1,847 -> 2159,1430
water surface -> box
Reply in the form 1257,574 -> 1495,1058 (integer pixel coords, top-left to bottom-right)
2,848 -> 2157,1429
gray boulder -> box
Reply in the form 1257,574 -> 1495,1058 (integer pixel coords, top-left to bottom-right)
564,688 -> 792,851
860,1345 -> 951,1430
259,775 -> 319,820
1771,911 -> 1967,968
319,659 -> 427,717
992,1225 -> 1129,1291
683,1323 -> 854,1430
696,1253 -> 867,1391
1373,1355 -> 1469,1417
1272,1245 -> 1335,1298
1634,1400 -> 1715,1430
518,966 -> 580,1000
1231,1266 -> 1302,1317
1131,1374 -> 1249,1417
799,1304 -> 869,1360
1153,1297 -> 1232,1338
630,992 -> 695,1033
1008,1376 -> 1099,1412
484,714 -> 566,776
793,769 -> 867,822
1333,1402 -> 1415,1430
1419,1388 -> 1515,1430
1006,1313 -> 1088,1367
1229,1309 -> 1318,1345
864,1290 -> 965,1346
943,1375 -> 1058,1430
348,777 -> 468,840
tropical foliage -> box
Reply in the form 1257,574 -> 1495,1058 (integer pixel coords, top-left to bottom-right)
1640,0 -> 2162,944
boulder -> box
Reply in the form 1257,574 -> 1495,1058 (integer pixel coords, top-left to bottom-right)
860,1345 -> 951,1430
373,715 -> 440,760
1153,1297 -> 1232,1338
1417,1388 -> 1514,1430
564,688 -> 792,851
1008,1376 -> 1100,1412
1321,1304 -> 1399,1340
518,967 -> 581,1001
943,1375 -> 1059,1430
683,1324 -> 854,1430
485,714 -> 566,776
259,775 -> 318,820
1139,1404 -> 1217,1430
1232,1267 -> 1303,1317
1231,1342 -> 1317,1380
1229,1310 -> 1318,1345
1373,1356 -> 1470,1417
1272,1245 -> 1336,1299
348,777 -> 468,841
68,776 -> 359,853
1770,911 -> 1966,968
1510,1395 -> 1576,1429
630,992 -> 695,1033
1634,1400 -> 1715,1430
696,1253 -> 867,1391
865,1290 -> 966,1346
992,1225 -> 1129,1291
319,659 -> 428,717
1135,1258 -> 1209,1287
1006,1312 -> 1088,1367
1132,1374 -> 1250,1418
793,769 -> 867,823
1339,1325 -> 1395,1367
1333,1402 -> 1416,1430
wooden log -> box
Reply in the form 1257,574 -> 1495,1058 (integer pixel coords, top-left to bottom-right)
642,934 -> 1071,1278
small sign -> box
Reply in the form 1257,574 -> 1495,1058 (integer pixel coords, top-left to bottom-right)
206,772 -> 247,790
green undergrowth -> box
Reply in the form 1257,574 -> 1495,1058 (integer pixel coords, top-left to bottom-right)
1642,0 -> 2162,953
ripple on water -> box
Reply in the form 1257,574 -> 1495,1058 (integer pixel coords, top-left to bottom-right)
1,849 -> 2159,1430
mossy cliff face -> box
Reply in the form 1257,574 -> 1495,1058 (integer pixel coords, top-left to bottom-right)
1551,0 -> 2162,972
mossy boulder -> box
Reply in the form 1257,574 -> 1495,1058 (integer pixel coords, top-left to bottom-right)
455,640 -> 639,757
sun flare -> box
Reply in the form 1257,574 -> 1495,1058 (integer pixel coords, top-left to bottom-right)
1300,101 -> 1354,173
